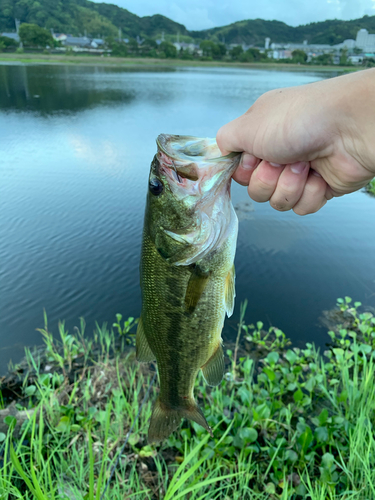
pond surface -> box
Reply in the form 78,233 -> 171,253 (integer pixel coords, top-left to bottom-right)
1,64 -> 374,373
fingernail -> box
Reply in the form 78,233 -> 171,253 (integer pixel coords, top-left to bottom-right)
269,162 -> 283,167
312,170 -> 322,177
290,161 -> 309,174
241,153 -> 258,170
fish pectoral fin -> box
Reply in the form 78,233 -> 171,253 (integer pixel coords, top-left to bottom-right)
184,268 -> 210,313
224,264 -> 236,318
135,317 -> 155,363
201,343 -> 225,387
148,397 -> 212,444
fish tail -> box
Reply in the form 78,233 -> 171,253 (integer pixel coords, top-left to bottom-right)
148,397 -> 213,444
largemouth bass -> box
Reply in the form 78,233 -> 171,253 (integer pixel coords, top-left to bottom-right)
136,134 -> 240,443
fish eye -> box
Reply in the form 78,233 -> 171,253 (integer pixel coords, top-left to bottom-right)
149,178 -> 164,196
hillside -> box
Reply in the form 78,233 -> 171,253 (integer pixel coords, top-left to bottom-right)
191,15 -> 375,46
0,0 -> 188,38
0,0 -> 375,45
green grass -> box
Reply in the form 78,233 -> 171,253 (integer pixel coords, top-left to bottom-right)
365,178 -> 375,196
1,297 -> 375,499
0,52 -> 360,73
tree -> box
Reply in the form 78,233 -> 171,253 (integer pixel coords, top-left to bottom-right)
19,23 -> 53,47
106,37 -> 128,57
292,49 -> 307,63
216,42 -> 227,58
140,38 -> 157,57
127,38 -> 139,54
339,47 -> 349,65
239,47 -> 267,62
159,41 -> 177,58
230,45 -> 243,60
312,53 -> 333,65
0,35 -> 18,48
200,40 -> 224,60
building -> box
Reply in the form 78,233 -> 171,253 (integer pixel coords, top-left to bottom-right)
334,39 -> 356,50
269,49 -> 292,60
63,36 -> 91,48
1,32 -> 20,43
349,54 -> 364,64
356,29 -> 375,52
52,33 -> 67,42
91,38 -> 104,48
173,42 -> 199,53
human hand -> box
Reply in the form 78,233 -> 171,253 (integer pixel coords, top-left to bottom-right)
217,69 -> 375,215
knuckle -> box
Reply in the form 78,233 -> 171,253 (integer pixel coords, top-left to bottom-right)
305,178 -> 324,196
254,174 -> 275,192
293,206 -> 310,216
248,184 -> 269,203
269,199 -> 290,212
277,182 -> 300,197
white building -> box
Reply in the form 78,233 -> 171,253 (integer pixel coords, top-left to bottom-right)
173,42 -> 199,53
334,39 -> 356,50
349,54 -> 364,64
52,33 -> 67,42
356,29 -> 375,52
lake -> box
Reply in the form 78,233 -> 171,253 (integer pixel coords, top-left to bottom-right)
1,63 -> 374,374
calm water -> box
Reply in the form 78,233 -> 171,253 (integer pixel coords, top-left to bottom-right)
1,64 -> 374,373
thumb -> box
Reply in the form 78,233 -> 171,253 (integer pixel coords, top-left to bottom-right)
216,113 -> 257,156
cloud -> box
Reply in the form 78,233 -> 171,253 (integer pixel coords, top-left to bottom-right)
91,0 -> 375,30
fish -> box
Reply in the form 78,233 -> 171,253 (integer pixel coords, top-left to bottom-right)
136,134 -> 240,443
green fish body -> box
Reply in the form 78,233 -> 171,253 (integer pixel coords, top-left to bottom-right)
137,135 -> 240,443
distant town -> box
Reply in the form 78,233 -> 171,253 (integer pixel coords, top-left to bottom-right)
1,23 -> 374,67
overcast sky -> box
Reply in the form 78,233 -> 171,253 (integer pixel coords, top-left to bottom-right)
92,0 -> 375,31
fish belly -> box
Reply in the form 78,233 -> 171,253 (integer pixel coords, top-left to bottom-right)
138,230 -> 232,442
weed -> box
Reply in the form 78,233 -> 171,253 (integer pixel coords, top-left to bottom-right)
0,298 -> 375,499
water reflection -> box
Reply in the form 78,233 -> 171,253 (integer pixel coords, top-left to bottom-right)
0,65 -> 141,113
0,64 -> 374,374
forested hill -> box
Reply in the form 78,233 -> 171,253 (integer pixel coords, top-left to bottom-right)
0,0 -> 188,38
1,0 -> 375,45
190,16 -> 375,45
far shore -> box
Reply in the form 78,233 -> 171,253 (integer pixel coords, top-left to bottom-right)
0,52 -> 360,72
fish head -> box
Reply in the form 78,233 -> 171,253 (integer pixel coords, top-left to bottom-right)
145,134 -> 240,265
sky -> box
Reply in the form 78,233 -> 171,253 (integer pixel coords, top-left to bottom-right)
92,0 -> 375,31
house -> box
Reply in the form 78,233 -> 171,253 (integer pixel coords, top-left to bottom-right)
268,49 -> 292,60
348,54 -> 364,65
63,36 -> 91,48
52,33 -> 67,42
1,32 -> 20,43
173,42 -> 199,53
91,38 -> 104,48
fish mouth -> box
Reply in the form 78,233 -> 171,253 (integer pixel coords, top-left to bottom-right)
156,134 -> 240,191
156,134 -> 239,163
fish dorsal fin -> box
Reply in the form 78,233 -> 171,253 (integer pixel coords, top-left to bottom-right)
136,317 -> 155,363
225,265 -> 236,318
201,343 -> 225,386
184,267 -> 210,313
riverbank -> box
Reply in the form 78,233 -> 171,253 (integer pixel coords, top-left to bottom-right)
0,52 -> 360,73
1,298 -> 375,499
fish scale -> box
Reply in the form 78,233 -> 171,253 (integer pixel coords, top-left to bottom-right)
136,134 -> 240,443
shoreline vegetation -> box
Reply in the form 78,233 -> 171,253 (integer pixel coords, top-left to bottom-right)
1,298 -> 375,498
0,52 -> 360,72
365,178 -> 375,196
